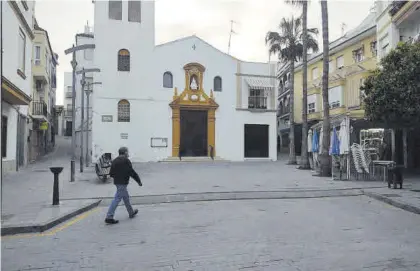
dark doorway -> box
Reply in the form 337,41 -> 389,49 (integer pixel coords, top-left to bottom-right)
244,124 -> 269,158
180,110 -> 208,157
2,115 -> 8,158
65,121 -> 72,136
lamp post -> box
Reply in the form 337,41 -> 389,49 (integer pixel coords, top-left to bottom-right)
85,81 -> 102,165
64,44 -> 95,182
75,68 -> 100,172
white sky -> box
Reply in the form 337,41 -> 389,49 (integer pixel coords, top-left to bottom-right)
33,0 -> 375,105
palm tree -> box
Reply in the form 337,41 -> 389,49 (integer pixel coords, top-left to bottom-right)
266,17 -> 318,165
285,0 -> 318,169
319,0 -> 331,176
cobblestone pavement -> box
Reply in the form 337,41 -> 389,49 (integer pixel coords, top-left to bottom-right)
3,196 -> 420,271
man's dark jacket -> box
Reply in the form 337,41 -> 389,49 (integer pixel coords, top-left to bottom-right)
109,155 -> 142,186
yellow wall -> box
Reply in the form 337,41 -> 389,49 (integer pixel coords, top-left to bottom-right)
32,30 -> 53,105
292,33 -> 378,124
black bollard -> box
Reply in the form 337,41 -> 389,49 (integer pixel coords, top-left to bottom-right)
50,167 -> 63,205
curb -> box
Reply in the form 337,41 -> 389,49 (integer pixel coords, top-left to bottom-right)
64,189 -> 364,206
363,191 -> 420,215
1,200 -> 101,236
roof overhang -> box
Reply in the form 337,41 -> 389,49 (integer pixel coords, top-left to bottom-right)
1,76 -> 31,105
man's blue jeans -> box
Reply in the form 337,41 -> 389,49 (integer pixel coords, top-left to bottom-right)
106,185 -> 134,219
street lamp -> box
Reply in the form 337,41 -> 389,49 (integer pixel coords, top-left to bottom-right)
64,43 -> 95,182
84,81 -> 102,165
76,68 -> 100,172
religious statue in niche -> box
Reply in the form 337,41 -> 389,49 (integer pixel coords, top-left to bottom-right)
190,74 -> 199,91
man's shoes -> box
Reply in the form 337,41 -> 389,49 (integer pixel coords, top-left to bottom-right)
105,218 -> 119,224
129,209 -> 138,219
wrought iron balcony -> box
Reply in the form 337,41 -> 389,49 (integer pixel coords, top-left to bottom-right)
389,1 -> 408,16
248,96 -> 267,110
32,101 -> 47,117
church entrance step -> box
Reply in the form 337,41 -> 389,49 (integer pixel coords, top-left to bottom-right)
159,156 -> 227,162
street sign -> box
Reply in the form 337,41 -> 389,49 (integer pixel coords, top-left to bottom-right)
40,122 -> 48,130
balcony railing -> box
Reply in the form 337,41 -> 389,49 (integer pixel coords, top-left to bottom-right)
32,101 -> 47,117
248,96 -> 267,110
277,105 -> 290,117
389,1 -> 408,16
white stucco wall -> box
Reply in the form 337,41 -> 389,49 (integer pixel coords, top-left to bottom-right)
2,1 -> 34,107
90,0 -> 277,162
2,1 -> 34,171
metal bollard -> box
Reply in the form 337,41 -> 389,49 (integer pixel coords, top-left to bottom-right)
49,167 -> 63,205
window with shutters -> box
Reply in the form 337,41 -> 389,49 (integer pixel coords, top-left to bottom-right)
336,55 -> 344,69
109,0 -> 122,20
34,45 -> 41,65
214,76 -> 222,92
163,72 -> 173,88
18,28 -> 26,73
128,1 -> 141,22
118,49 -> 130,71
118,100 -> 130,122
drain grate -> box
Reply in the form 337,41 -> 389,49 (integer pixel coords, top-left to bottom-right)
381,194 -> 402,198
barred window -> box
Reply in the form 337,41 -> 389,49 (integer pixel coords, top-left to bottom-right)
118,99 -> 130,122
163,72 -> 173,88
118,49 -> 130,71
214,76 -> 222,92
109,0 -> 122,20
128,1 -> 141,23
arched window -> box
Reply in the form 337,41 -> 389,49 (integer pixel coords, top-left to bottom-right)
118,99 -> 130,122
118,49 -> 130,71
163,72 -> 173,88
214,76 -> 222,92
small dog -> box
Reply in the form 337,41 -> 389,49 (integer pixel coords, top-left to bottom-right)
387,166 -> 403,189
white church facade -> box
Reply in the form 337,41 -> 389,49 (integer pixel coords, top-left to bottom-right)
77,0 -> 278,162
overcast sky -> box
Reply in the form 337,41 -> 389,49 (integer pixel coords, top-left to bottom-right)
34,0 -> 375,105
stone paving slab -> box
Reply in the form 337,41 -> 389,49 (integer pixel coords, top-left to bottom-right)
3,197 -> 420,270
1,199 -> 101,236
363,187 -> 420,215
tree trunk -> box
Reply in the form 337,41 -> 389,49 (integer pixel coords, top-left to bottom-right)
299,1 -> 310,170
403,128 -> 407,168
288,60 -> 297,165
319,0 -> 331,176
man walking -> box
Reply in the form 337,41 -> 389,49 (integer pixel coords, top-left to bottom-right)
105,147 -> 142,224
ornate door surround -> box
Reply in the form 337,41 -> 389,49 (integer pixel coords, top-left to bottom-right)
169,63 -> 219,157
